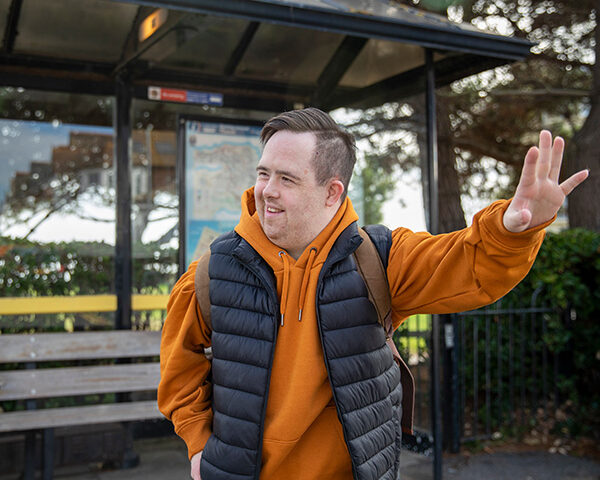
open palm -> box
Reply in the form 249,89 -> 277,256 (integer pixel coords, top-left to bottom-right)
503,130 -> 589,233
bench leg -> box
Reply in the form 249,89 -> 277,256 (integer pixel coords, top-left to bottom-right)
24,430 -> 37,480
42,428 -> 55,480
121,422 -> 140,469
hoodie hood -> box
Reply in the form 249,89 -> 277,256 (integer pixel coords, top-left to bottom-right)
235,186 -> 359,325
235,186 -> 359,270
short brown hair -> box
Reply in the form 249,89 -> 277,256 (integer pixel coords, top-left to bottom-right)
260,108 -> 356,200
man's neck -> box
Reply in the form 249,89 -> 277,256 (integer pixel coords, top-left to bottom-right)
287,202 -> 343,259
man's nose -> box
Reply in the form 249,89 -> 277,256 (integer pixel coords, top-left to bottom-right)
263,178 -> 279,198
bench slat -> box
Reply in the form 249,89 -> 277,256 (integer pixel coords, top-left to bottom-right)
0,400 -> 164,432
0,331 -> 161,363
0,363 -> 160,401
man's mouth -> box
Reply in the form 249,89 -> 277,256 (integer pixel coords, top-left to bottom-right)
266,206 -> 283,214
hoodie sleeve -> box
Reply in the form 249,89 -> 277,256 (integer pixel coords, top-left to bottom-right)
387,199 -> 551,324
158,261 -> 213,459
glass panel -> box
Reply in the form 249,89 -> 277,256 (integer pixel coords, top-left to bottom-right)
0,87 -> 115,333
0,0 -> 11,34
14,0 -> 138,61
129,99 -> 272,329
0,88 -> 113,126
236,23 -> 344,84
142,15 -> 249,75
340,41 -> 424,88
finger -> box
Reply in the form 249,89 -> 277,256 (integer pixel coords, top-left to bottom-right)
536,130 -> 552,179
549,136 -> 564,183
517,146 -> 539,190
560,169 -> 589,196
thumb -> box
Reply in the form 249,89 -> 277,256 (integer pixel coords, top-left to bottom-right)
503,206 -> 532,233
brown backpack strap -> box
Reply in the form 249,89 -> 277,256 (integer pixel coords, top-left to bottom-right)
194,252 -> 212,332
354,228 -> 392,335
354,227 -> 415,435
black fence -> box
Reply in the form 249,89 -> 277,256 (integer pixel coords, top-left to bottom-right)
443,291 -> 568,451
393,288 -> 571,464
394,314 -> 434,455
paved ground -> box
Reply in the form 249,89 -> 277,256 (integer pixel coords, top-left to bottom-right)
6,436 -> 599,479
403,451 -> 600,480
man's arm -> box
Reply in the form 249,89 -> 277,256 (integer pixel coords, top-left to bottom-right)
158,261 -> 213,477
387,131 -> 588,324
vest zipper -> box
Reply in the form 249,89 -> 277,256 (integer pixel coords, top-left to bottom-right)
242,260 -> 280,480
314,264 -> 361,480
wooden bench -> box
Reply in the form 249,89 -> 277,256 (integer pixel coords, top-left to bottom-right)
0,330 -> 163,479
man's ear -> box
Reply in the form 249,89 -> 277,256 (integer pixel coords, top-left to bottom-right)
325,179 -> 345,207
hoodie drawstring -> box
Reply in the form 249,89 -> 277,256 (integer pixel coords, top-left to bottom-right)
278,251 -> 290,326
298,247 -> 317,322
278,247 -> 318,326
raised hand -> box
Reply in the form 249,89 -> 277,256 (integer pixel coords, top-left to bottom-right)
502,130 -> 589,233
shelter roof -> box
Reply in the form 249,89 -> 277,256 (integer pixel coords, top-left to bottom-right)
0,0 -> 533,111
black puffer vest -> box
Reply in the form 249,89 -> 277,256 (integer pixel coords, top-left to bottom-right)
200,223 -> 402,480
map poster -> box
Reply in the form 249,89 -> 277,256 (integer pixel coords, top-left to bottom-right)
184,119 -> 262,266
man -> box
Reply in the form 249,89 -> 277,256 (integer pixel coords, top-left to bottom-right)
158,108 -> 588,480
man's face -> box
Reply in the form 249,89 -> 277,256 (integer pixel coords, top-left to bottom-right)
254,130 -> 334,258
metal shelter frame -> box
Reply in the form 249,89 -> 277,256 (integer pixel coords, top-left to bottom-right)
1,1 -> 535,478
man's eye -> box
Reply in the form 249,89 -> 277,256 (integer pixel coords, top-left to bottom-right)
282,177 -> 293,183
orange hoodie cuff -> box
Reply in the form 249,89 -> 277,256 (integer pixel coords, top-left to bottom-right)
172,408 -> 213,460
481,199 -> 554,249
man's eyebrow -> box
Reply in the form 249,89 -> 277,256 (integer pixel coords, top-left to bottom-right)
256,166 -> 302,181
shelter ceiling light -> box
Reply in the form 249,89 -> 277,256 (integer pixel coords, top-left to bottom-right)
139,8 -> 169,43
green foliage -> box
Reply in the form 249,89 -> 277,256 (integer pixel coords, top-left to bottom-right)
359,154 -> 398,225
0,237 -> 114,298
510,229 -> 600,317
395,314 -> 430,356
460,229 -> 600,439
0,236 -> 177,333
523,229 -> 600,435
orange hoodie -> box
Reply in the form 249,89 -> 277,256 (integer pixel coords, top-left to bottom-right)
158,188 -> 548,479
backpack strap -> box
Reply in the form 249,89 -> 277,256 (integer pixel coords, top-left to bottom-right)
195,251 -> 212,332
353,228 -> 393,338
355,226 -> 415,435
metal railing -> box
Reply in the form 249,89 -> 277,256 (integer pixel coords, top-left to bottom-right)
445,290 -> 566,450
394,314 -> 434,455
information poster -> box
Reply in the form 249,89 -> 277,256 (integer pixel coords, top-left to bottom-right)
185,120 -> 262,265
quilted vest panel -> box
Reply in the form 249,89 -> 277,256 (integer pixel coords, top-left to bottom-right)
200,224 -> 402,480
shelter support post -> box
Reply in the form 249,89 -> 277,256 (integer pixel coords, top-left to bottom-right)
114,76 -> 139,470
115,76 -> 133,331
443,314 -> 461,453
425,47 -> 443,480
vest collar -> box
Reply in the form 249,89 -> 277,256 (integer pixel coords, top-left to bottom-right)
321,221 -> 363,269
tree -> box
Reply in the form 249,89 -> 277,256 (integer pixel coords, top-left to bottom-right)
341,102 -> 425,227
354,0 -> 596,230
570,0 -> 600,230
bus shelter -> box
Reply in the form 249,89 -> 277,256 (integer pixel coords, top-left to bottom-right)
0,0 -> 532,477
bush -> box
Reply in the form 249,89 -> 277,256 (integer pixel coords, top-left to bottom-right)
0,237 -> 177,333
514,228 -> 600,436
459,229 -> 600,439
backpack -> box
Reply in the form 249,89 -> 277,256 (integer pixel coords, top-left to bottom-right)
194,228 -> 415,434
